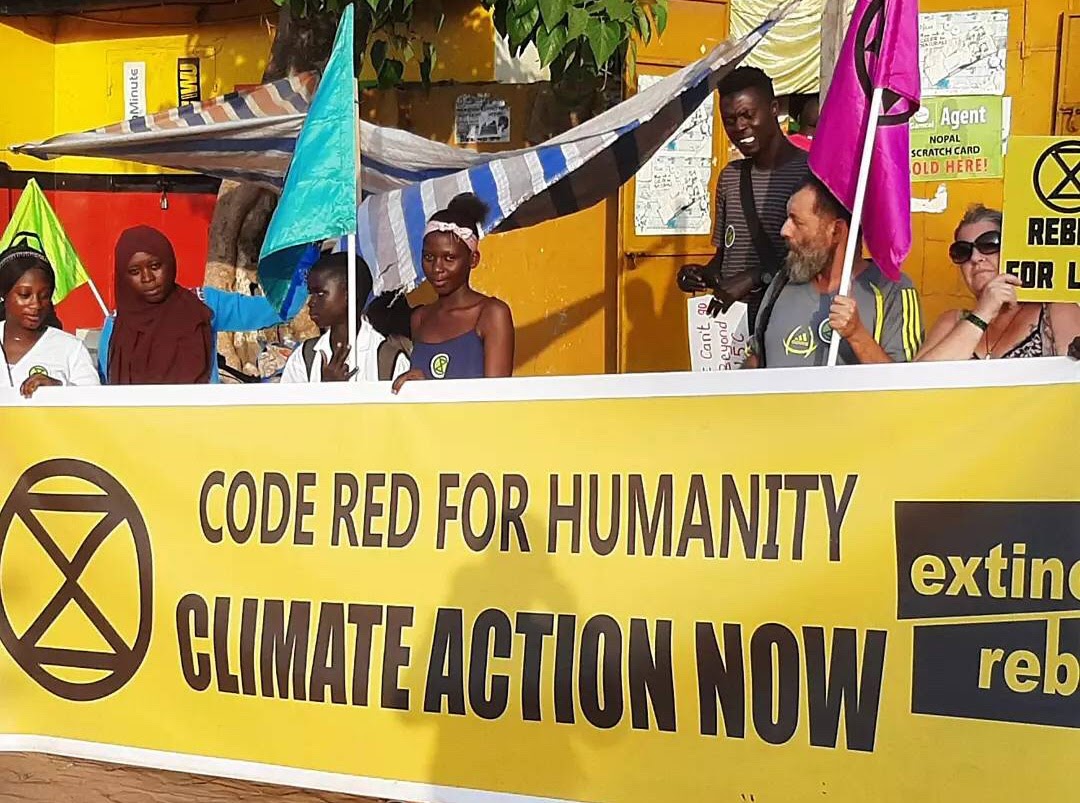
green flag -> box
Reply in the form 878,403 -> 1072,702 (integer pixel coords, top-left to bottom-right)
1,178 -> 91,304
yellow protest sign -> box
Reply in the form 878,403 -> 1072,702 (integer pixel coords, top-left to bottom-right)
0,365 -> 1078,803
1002,136 -> 1080,302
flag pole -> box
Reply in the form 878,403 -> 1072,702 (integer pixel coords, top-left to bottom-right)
83,272 -> 110,319
346,10 -> 360,373
827,85 -> 884,367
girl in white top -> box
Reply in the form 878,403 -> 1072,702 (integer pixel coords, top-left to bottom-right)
0,249 -> 99,397
281,252 -> 410,383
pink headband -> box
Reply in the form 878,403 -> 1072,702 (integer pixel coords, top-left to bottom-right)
423,220 -> 479,253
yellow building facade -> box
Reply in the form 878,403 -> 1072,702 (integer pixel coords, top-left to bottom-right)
1,0 -> 1076,375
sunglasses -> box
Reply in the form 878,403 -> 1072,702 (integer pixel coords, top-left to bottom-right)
949,231 -> 1001,265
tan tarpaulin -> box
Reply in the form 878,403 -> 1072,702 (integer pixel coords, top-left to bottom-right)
730,0 -> 855,95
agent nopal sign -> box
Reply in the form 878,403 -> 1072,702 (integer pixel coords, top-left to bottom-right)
1002,136 -> 1080,302
910,96 -> 1003,182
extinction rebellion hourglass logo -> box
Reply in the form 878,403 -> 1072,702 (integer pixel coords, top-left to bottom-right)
0,459 -> 153,701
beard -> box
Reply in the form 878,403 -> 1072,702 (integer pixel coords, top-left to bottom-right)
785,240 -> 835,283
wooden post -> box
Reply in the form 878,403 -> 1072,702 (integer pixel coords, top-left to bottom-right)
820,0 -> 853,101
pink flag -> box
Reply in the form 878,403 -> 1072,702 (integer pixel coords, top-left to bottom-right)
809,0 -> 920,281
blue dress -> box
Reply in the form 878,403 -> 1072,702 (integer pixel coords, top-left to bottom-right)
410,330 -> 486,380
97,286 -> 308,383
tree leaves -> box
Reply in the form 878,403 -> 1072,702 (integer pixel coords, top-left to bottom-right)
377,58 -> 403,88
538,0 -> 567,31
507,0 -> 541,48
535,22 -> 568,66
585,17 -> 621,69
653,0 -> 668,34
370,38 -> 387,72
281,0 -> 660,88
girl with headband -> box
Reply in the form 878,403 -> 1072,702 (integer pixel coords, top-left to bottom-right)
0,247 -> 99,397
392,194 -> 514,390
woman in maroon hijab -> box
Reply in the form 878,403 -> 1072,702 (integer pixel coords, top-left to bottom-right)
99,226 -> 307,384
105,226 -> 213,384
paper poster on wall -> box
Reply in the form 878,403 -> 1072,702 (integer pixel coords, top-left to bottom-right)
454,95 -> 510,144
910,96 -> 1004,182
687,297 -> 749,370
634,74 -> 714,236
123,62 -> 147,119
919,10 -> 1008,97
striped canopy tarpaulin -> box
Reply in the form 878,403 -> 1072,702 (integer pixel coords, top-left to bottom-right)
11,3 -> 791,293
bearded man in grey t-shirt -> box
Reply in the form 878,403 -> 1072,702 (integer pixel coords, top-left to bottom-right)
744,176 -> 924,368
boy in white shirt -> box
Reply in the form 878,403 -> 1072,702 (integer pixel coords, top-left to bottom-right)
281,252 -> 410,383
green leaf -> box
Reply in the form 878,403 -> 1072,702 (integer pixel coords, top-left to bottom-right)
365,0 -> 379,13
586,17 -> 621,68
566,5 -> 588,40
538,0 -> 567,30
535,23 -> 568,66
420,41 -> 436,84
601,0 -> 632,22
653,0 -> 668,34
377,58 -> 404,88
626,39 -> 637,79
507,3 -> 540,47
370,38 -> 387,71
402,41 -> 415,62
632,4 -> 651,43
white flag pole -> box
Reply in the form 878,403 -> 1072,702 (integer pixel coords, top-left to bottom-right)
82,271 -> 110,319
346,35 -> 361,373
827,85 -> 884,367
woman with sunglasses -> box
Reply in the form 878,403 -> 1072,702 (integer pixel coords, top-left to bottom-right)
918,205 -> 1080,361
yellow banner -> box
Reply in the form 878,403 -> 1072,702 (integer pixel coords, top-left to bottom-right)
1,366 -> 1078,802
1002,136 -> 1080,302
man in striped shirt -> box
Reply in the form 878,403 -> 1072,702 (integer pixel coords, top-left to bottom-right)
744,176 -> 924,368
677,67 -> 809,324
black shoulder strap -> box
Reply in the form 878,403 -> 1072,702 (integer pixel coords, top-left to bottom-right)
377,334 -> 413,381
301,337 -> 318,379
753,271 -> 789,369
739,160 -> 784,283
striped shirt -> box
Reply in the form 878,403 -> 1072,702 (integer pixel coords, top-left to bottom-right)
752,263 -> 924,367
711,149 -> 810,322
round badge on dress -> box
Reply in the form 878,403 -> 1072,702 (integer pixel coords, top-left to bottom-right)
430,353 -> 450,379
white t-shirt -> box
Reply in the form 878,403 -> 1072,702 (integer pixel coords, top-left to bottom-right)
281,318 -> 409,383
1,323 -> 101,390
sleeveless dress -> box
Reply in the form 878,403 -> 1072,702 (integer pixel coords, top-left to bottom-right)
971,304 -> 1049,360
411,330 -> 485,379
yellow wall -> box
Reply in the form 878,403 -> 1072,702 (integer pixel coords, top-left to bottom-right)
1,5 -> 275,174
909,0 -> 1072,330
0,18 -> 58,171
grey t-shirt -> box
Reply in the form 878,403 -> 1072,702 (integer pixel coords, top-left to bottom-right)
751,263 -> 924,367
711,149 -> 810,322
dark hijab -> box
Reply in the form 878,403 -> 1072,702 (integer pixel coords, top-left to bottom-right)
109,226 -> 213,384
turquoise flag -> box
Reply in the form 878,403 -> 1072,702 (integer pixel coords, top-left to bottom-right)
259,5 -> 357,316
0,179 -> 91,304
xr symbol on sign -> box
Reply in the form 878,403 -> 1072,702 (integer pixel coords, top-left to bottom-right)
0,459 -> 153,701
1033,140 -> 1080,214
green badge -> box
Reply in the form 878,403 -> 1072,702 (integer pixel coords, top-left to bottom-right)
430,353 -> 450,379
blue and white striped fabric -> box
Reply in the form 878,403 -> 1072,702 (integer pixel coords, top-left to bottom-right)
357,9 -> 782,292
13,6 -> 787,294
12,73 -> 320,188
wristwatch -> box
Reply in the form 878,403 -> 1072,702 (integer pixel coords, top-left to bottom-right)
962,311 -> 989,331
